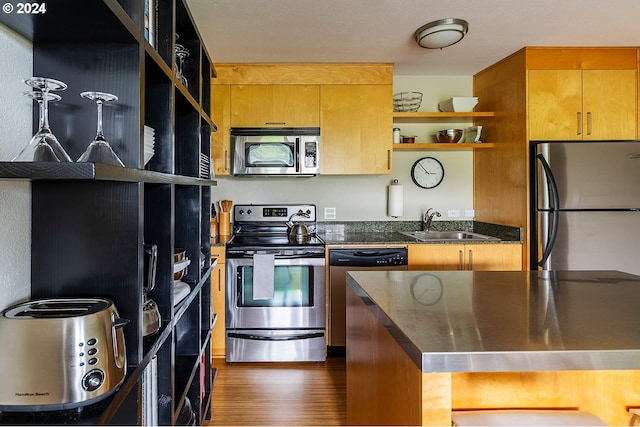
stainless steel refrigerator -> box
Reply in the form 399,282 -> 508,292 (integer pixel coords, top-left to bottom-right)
530,141 -> 640,275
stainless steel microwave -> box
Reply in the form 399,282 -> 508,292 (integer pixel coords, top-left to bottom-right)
231,128 -> 320,177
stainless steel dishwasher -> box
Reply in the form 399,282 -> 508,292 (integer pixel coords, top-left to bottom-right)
328,247 -> 408,354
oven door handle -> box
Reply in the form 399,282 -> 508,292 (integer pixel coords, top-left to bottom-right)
228,255 -> 325,265
228,332 -> 324,341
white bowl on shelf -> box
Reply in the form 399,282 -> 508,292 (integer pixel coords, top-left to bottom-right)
173,280 -> 191,306
463,126 -> 483,143
438,97 -> 478,112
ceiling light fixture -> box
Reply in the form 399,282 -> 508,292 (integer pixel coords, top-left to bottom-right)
414,18 -> 469,49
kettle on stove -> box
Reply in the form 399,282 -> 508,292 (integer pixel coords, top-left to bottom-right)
286,210 -> 311,241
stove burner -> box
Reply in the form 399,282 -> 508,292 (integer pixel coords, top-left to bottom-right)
228,233 -> 325,247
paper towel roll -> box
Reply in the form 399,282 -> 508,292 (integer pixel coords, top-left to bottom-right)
388,180 -> 403,217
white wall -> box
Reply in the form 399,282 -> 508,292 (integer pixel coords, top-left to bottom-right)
211,75 -> 476,222
0,24 -> 32,310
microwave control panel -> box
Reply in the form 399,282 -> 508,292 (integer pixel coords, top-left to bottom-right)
304,141 -> 318,168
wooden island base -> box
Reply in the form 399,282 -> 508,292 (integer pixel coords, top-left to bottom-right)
346,286 -> 640,426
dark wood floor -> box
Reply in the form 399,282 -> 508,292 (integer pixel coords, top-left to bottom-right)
207,357 -> 346,426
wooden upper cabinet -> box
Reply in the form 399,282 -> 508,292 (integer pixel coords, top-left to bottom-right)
210,63 -> 394,175
529,69 -> 637,140
528,70 -> 582,140
320,85 -> 393,174
211,85 -> 231,175
582,70 -> 637,140
230,85 -> 320,127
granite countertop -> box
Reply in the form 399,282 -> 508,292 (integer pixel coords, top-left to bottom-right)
320,221 -> 523,245
321,231 -> 420,245
211,221 -> 523,246
321,231 -> 519,245
346,270 -> 640,373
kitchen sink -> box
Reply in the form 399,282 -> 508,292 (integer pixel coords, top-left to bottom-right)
400,230 -> 500,242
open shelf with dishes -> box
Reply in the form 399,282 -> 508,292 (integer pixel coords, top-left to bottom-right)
0,0 -> 216,425
392,111 -> 495,150
393,142 -> 495,151
393,111 -> 495,122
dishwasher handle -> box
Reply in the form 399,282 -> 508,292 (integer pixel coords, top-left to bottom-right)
352,250 -> 390,257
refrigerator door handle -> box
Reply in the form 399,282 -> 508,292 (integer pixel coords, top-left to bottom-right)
537,153 -> 560,267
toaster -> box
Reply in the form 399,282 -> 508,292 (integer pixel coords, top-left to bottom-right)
0,297 -> 128,412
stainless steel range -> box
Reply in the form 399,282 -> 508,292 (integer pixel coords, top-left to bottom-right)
225,204 -> 326,362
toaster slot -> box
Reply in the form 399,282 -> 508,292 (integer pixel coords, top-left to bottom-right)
4,299 -> 110,318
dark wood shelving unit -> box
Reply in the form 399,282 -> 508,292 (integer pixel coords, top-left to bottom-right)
0,0 -> 216,424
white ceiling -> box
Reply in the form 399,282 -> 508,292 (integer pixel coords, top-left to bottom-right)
186,0 -> 640,76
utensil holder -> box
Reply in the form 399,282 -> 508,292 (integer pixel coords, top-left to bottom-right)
219,212 -> 230,236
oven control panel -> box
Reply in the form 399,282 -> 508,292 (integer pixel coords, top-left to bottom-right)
234,204 -> 316,222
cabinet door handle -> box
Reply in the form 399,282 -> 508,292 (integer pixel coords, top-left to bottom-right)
458,250 -> 464,270
387,150 -> 392,170
265,122 -> 286,126
577,112 -> 582,135
224,150 -> 229,171
218,267 -> 222,292
468,249 -> 473,270
587,112 -> 592,135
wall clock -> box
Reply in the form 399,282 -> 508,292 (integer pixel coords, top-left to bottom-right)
411,157 -> 444,189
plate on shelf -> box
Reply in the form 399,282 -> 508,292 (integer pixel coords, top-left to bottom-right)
173,280 -> 191,306
143,125 -> 156,166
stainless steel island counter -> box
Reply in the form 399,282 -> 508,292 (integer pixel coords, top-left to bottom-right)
345,270 -> 640,426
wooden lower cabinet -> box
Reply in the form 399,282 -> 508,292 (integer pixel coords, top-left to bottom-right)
408,243 -> 522,271
211,245 -> 226,358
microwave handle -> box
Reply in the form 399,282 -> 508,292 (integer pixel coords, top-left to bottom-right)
296,137 -> 300,172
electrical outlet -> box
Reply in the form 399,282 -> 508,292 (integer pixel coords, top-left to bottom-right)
465,209 -> 475,218
447,209 -> 460,218
324,207 -> 336,220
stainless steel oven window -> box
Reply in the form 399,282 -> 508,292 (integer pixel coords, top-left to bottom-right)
239,265 -> 313,307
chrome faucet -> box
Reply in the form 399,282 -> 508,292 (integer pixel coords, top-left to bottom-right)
423,208 -> 441,232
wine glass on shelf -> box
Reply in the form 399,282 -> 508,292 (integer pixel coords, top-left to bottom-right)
77,91 -> 125,167
12,77 -> 72,162
175,43 -> 190,89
